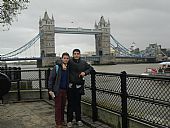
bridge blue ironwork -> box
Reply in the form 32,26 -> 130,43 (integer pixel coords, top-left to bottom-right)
55,27 -> 102,35
0,33 -> 42,59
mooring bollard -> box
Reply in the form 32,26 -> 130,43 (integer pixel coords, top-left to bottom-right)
0,72 -> 11,103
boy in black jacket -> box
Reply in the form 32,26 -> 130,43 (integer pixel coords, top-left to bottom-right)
67,49 -> 93,127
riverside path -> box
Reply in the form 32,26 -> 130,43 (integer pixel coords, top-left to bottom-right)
0,100 -> 112,128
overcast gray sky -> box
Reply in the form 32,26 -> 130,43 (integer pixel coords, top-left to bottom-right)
0,0 -> 170,56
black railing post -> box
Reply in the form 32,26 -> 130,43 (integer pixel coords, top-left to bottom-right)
45,68 -> 51,89
4,64 -> 7,75
8,67 -> 11,80
11,67 -> 15,80
17,80 -> 21,101
39,69 -> 42,99
17,67 -> 21,81
0,96 -> 3,104
91,69 -> 98,122
120,71 -> 128,128
46,68 -> 52,100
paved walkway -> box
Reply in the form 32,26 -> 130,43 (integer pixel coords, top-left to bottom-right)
0,100 -> 112,128
0,100 -> 88,128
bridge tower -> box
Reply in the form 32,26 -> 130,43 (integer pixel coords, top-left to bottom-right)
39,11 -> 56,67
95,16 -> 114,64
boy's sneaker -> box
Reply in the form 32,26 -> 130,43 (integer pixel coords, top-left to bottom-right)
56,125 -> 62,128
67,122 -> 72,128
77,121 -> 83,127
62,122 -> 67,126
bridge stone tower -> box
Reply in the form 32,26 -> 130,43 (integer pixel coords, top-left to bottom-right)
95,16 -> 114,64
39,12 -> 56,67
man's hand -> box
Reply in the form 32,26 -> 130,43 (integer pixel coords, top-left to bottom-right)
79,72 -> 85,78
49,91 -> 55,98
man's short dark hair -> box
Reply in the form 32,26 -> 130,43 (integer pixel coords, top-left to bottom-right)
62,52 -> 69,58
73,49 -> 80,54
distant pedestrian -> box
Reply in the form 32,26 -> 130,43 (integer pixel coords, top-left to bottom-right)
158,67 -> 163,73
67,49 -> 93,127
48,52 -> 70,128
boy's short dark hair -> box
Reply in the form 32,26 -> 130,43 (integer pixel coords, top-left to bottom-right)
62,52 -> 70,58
73,49 -> 80,54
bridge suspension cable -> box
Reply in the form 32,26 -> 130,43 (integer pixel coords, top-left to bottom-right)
110,34 -> 145,57
110,34 -> 133,56
1,33 -> 42,58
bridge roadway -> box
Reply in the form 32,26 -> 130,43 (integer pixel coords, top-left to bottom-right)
0,100 -> 111,128
0,57 -> 41,61
0,56 -> 101,62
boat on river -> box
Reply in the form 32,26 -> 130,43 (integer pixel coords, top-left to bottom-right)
141,62 -> 170,77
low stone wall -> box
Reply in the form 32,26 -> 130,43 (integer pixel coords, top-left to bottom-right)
2,89 -> 49,103
11,81 -> 33,90
82,102 -> 154,128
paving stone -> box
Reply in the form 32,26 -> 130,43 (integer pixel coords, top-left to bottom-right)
0,100 -> 112,128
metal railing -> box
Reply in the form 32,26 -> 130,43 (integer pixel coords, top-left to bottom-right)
84,70 -> 170,128
1,68 -> 169,128
0,68 -> 50,101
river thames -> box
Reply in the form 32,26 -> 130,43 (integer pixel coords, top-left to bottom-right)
93,63 -> 160,74
8,63 -> 160,75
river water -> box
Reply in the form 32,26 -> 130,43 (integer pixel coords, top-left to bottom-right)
93,63 -> 160,74
7,63 -> 160,75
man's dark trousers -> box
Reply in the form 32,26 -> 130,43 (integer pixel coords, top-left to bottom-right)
67,86 -> 81,122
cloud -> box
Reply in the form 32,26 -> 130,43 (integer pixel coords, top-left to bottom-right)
0,0 -> 170,57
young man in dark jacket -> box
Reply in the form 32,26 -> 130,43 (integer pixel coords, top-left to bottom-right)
48,52 -> 70,128
67,49 -> 93,127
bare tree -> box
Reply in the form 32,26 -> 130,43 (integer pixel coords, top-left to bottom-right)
0,0 -> 30,30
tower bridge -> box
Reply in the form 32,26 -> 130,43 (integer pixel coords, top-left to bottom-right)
0,11 -> 167,67
39,11 -> 114,66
